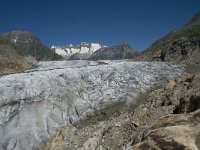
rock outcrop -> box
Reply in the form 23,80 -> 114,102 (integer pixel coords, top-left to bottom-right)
130,110 -> 200,150
128,72 -> 200,149
0,60 -> 183,150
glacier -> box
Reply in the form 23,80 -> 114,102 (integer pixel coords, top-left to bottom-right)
0,60 -> 184,150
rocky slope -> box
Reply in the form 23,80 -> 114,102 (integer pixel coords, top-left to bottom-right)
42,71 -> 200,150
0,35 -> 31,74
129,72 -> 200,149
89,44 -> 139,60
0,60 -> 183,150
0,30 -> 62,74
137,11 -> 200,65
131,110 -> 200,150
4,30 -> 62,61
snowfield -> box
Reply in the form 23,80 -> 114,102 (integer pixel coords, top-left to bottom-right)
0,60 -> 184,150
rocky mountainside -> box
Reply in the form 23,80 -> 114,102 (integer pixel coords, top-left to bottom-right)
0,30 -> 62,74
89,44 -> 139,60
4,30 -> 62,61
0,34 -> 30,74
42,71 -> 200,150
0,60 -> 183,150
137,11 -> 200,65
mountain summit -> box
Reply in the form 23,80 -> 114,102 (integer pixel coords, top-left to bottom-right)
5,30 -> 62,61
51,42 -> 105,60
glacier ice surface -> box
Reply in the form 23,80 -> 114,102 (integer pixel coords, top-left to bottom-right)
0,60 -> 184,150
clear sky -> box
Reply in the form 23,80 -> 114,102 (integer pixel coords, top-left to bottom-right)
0,0 -> 200,50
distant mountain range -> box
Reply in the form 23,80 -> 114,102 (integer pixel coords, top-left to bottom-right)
51,42 -> 106,60
51,43 -> 139,60
89,43 -> 139,60
138,11 -> 200,65
52,11 -> 200,63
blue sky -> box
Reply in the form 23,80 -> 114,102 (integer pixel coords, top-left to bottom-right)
0,0 -> 200,50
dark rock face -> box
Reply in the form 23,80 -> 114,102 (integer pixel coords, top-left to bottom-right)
89,44 -> 139,60
152,37 -> 200,64
138,11 -> 200,65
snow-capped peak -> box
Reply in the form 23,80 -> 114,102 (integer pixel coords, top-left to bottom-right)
51,42 -> 105,57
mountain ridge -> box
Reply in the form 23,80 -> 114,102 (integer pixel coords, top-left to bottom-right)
89,43 -> 139,60
51,42 -> 105,60
0,30 -> 62,74
137,11 -> 200,65
4,30 -> 62,61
